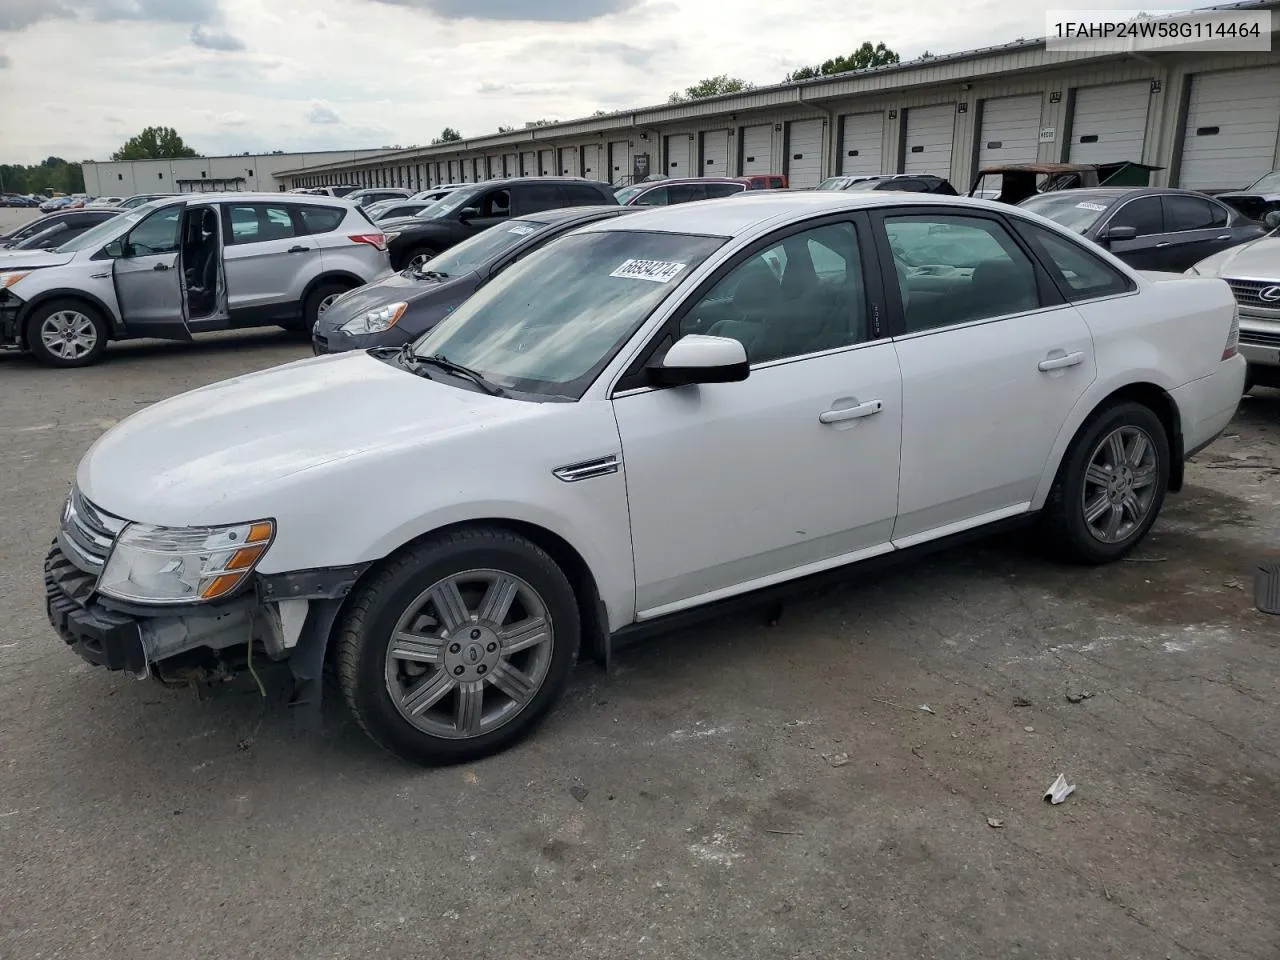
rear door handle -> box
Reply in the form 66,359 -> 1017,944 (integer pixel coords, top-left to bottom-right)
288,245 -> 310,253
1038,351 -> 1084,372
819,399 -> 882,423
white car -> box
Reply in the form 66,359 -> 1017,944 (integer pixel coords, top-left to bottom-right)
1186,211 -> 1280,393
45,192 -> 1245,765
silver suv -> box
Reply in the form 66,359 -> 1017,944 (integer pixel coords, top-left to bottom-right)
0,193 -> 391,367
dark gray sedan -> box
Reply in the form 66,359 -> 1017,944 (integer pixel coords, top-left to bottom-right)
313,204 -> 639,355
1018,187 -> 1264,273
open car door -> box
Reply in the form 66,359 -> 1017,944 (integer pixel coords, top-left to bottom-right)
112,203 -> 191,341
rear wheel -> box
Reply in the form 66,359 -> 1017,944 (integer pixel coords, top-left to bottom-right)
26,299 -> 108,368
337,527 -> 580,766
1041,402 -> 1170,564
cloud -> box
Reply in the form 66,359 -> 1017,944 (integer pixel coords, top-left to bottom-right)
307,102 -> 342,124
0,0 -> 219,30
190,24 -> 244,50
0,53 -> 10,68
366,0 -> 639,22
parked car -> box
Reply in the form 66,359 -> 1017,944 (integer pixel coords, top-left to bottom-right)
1186,210 -> 1280,393
289,185 -> 360,198
5,208 -> 124,251
613,177 -> 751,206
365,199 -> 436,222
43,191 -> 1244,765
0,194 -> 39,208
411,184 -> 466,202
1214,170 -> 1280,223
0,209 -> 123,249
0,193 -> 390,367
314,204 -> 640,354
39,196 -> 74,213
817,175 -> 885,191
380,177 -> 617,270
841,174 -> 959,195
86,197 -> 124,208
116,194 -> 178,210
969,161 -> 1163,205
345,188 -> 413,208
1018,187 -> 1265,273
742,174 -> 787,190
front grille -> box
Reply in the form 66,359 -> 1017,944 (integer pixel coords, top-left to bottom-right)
58,488 -> 126,575
1225,277 -> 1280,309
1241,329 -> 1280,348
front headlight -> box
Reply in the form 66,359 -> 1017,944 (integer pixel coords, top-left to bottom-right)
0,272 -> 31,289
98,519 -> 275,604
340,301 -> 408,335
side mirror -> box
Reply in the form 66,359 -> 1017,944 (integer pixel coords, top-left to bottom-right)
1264,210 -> 1280,231
647,335 -> 749,387
458,206 -> 480,222
103,239 -> 126,258
1099,225 -> 1137,246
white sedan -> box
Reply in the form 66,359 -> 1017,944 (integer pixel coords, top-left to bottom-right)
45,192 -> 1245,765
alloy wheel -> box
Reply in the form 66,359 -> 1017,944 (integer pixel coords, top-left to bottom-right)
384,569 -> 554,740
1081,425 -> 1159,544
39,310 -> 98,361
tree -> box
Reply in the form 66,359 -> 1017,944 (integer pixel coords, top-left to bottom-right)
524,119 -> 553,127
496,125 -> 516,134
784,41 -> 900,82
668,74 -> 754,103
0,158 -> 84,195
590,110 -> 609,117
111,126 -> 197,161
431,127 -> 462,144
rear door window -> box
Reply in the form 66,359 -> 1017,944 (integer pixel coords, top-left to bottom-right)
669,183 -> 708,203
1017,221 -> 1135,301
633,186 -> 669,205
562,183 -> 609,205
704,183 -> 746,199
512,183 -> 564,215
1163,194 -> 1225,232
295,204 -> 345,235
226,203 -> 299,244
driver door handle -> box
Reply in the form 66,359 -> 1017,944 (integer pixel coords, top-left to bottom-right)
1038,351 -> 1084,372
1215,234 -> 1232,241
153,262 -> 169,271
288,245 -> 310,253
819,399 -> 882,423
1154,241 -> 1172,248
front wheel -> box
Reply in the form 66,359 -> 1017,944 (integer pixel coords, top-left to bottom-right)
1041,401 -> 1170,564
26,299 -> 109,368
297,281 -> 350,334
402,247 -> 437,272
336,527 -> 580,766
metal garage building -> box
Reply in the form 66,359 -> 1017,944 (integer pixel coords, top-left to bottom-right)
279,4 -> 1280,196
82,149 -> 389,197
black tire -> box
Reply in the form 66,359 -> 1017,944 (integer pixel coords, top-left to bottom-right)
399,246 -> 437,272
1243,367 -> 1256,395
1041,401 -> 1170,564
298,281 -> 351,334
336,526 -> 580,766
25,298 -> 109,368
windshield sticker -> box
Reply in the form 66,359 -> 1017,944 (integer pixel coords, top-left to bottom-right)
1075,201 -> 1108,212
609,258 -> 687,283
508,224 -> 536,235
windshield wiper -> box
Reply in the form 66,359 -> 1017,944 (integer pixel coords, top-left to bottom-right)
415,353 -> 506,396
412,267 -> 450,281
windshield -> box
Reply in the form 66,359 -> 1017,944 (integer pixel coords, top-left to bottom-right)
817,177 -> 852,191
421,187 -> 479,218
1246,171 -> 1280,193
420,219 -> 550,276
410,229 -> 724,397
1018,192 -> 1111,233
613,185 -> 644,204
843,178 -> 887,192
52,205 -> 151,253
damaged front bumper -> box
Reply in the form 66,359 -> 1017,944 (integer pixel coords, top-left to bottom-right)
44,542 -> 367,695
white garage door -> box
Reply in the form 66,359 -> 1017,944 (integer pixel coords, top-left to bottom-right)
518,151 -> 535,176
538,149 -> 553,176
977,94 -> 1043,167
741,124 -> 772,175
486,155 -> 503,179
1179,67 -> 1280,190
839,112 -> 884,176
1069,82 -> 1151,164
447,160 -> 458,182
500,153 -> 516,177
664,134 -> 692,176
786,119 -> 824,187
581,144 -> 602,179
559,147 -> 580,177
607,140 -> 631,184
903,104 -> 955,175
701,129 -> 731,177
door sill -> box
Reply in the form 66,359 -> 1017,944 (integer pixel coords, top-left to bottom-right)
890,503 -> 1032,550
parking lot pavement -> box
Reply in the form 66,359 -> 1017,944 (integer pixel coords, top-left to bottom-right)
0,207 -> 42,233
1,334 -> 1278,960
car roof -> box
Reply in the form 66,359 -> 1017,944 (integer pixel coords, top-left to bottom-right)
580,191 -> 1037,238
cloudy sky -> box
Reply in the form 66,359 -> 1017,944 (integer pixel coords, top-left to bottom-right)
0,0 -> 1075,164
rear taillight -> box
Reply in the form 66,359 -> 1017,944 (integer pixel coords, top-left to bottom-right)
1223,303 -> 1240,360
349,233 -> 387,252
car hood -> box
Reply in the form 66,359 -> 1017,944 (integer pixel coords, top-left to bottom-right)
77,350 -> 538,527
1217,190 -> 1280,201
0,248 -> 76,268
317,269 -> 480,330
1191,235 -> 1280,278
